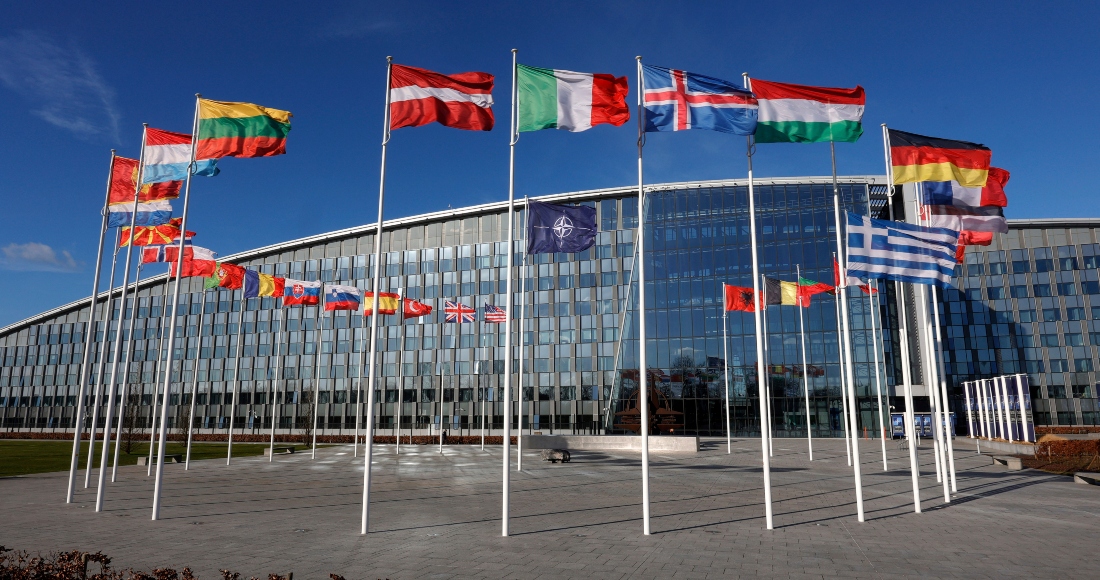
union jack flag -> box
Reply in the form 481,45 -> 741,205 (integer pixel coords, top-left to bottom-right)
483,303 -> 506,323
444,300 -> 476,323
641,64 -> 757,135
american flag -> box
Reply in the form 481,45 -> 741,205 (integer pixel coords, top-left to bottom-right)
483,303 -> 506,323
444,300 -> 476,323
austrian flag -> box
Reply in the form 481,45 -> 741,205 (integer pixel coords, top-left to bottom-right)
389,64 -> 494,131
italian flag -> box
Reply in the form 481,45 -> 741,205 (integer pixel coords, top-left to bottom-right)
517,64 -> 629,132
751,78 -> 865,143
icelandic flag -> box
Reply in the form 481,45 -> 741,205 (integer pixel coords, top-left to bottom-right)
283,278 -> 321,306
642,65 -> 757,134
324,284 -> 361,311
142,127 -> 219,184
845,212 -> 958,287
527,201 -> 597,254
107,200 -> 172,227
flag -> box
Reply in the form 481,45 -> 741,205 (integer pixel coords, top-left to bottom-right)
484,303 -> 507,323
641,65 -> 757,134
924,204 -> 1007,234
169,247 -> 218,278
797,277 -> 835,306
724,284 -> 759,312
888,129 -> 991,187
955,230 -> 995,264
205,263 -> 245,289
109,156 -> 180,204
142,244 -> 199,264
764,277 -> 800,306
444,300 -> 476,323
527,201 -> 597,254
389,64 -> 494,131
403,298 -> 433,318
107,200 -> 172,227
517,64 -> 629,132
283,278 -> 321,306
750,78 -> 865,143
244,270 -> 285,298
833,258 -> 877,294
919,167 -> 1009,208
324,284 -> 361,311
197,99 -> 292,159
363,292 -> 400,315
142,127 -> 219,183
845,211 -> 958,287
120,218 -> 194,247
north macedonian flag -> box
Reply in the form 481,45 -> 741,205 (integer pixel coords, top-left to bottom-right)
197,99 -> 292,159
888,129 -> 991,187
120,217 -> 195,247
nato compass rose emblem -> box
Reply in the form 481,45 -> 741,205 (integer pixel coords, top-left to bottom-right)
553,215 -> 575,241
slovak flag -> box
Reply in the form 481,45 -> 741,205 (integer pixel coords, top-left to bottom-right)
283,278 -> 321,306
324,284 -> 361,311
642,65 -> 757,135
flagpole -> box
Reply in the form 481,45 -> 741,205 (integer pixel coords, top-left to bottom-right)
929,284 -> 957,490
152,94 -> 202,521
867,282 -> 888,470
362,55 -> 393,535
796,265 -> 813,461
441,302 -> 452,454
761,279 -> 773,458
832,271 -> 851,465
112,261 -> 144,482
184,290 -> 207,469
882,123 -> 922,513
147,273 -> 170,476
637,56 -> 653,535
310,306 -> 325,459
832,140 -> 865,521
500,47 -> 519,537
722,302 -> 732,454
67,149 -> 116,504
226,292 -> 247,465
478,312 -> 484,450
915,193 -> 951,500
85,232 -> 121,488
359,292 -> 381,457
270,305 -> 285,461
516,196 -> 529,469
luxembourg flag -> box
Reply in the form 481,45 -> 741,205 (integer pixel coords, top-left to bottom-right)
142,127 -> 220,184
107,200 -> 172,227
324,284 -> 361,311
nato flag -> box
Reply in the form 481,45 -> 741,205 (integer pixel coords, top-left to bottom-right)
527,201 -> 597,254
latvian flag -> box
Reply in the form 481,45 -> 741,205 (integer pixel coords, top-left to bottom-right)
390,64 -> 494,131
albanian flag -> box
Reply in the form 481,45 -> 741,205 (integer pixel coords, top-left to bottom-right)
120,217 -> 195,247
724,284 -> 759,312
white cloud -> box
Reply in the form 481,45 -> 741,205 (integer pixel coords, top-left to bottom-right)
0,31 -> 120,141
0,242 -> 81,273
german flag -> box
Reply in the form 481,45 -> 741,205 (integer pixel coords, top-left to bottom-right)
889,129 -> 991,187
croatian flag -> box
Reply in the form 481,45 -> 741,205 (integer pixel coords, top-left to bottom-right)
324,284 -> 361,311
107,200 -> 173,227
845,212 -> 958,287
642,65 -> 757,135
283,278 -> 321,306
444,301 -> 476,323
142,127 -> 219,184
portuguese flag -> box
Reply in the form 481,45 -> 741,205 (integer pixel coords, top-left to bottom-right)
197,99 -> 292,159
751,78 -> 865,143
517,64 -> 629,132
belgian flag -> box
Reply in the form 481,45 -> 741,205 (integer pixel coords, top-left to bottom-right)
889,129 -> 991,187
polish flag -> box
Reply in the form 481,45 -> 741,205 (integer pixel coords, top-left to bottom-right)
389,64 -> 494,131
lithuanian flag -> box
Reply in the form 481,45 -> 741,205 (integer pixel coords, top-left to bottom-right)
888,129 -> 991,187
197,99 -> 292,159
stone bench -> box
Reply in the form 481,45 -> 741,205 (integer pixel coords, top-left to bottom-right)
991,455 -> 1023,470
1073,472 -> 1100,486
264,446 -> 296,456
136,454 -> 183,466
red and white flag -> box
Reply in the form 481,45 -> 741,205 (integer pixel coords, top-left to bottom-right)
168,246 -> 217,278
390,64 -> 494,131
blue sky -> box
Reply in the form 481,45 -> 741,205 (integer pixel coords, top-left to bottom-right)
0,1 -> 1096,327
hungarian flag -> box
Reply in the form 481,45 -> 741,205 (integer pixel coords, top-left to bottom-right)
750,78 -> 865,144
724,284 -> 759,312
403,298 -> 433,318
120,217 -> 195,247
797,277 -> 834,306
363,292 -> 400,315
390,64 -> 494,131
517,64 -> 629,132
204,263 -> 244,290
109,156 -> 181,204
888,129 -> 991,187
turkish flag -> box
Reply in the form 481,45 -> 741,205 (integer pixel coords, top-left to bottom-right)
403,298 -> 433,318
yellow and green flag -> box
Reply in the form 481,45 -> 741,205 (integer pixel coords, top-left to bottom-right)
197,99 -> 292,159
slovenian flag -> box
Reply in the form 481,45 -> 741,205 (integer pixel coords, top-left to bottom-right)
323,284 -> 361,311
142,127 -> 219,184
107,200 -> 173,227
283,278 -> 321,306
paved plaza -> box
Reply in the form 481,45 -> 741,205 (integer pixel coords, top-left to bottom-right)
2,437 -> 1098,579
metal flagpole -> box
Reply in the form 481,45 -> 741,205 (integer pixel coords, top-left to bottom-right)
741,72 -> 773,530
152,94 -> 201,521
760,282 -> 773,458
913,195 -> 948,496
516,196 -> 529,469
882,124 -> 921,513
310,306 -> 325,459
112,262 -> 144,482
978,379 -> 989,438
722,303 -> 732,454
85,234 -> 121,488
478,311 -> 485,450
501,48 -> 519,537
362,55 -> 393,535
1015,374 -> 1030,443
67,149 -> 116,504
147,273 -> 170,476
440,304 -> 452,454
796,265 -> 813,461
831,140 -> 865,522
226,293 -> 247,465
867,282 -> 888,470
929,284 -> 957,490
354,295 -> 370,458
185,291 -> 207,469
637,56 -> 653,535
832,271 -> 851,465
270,306 -> 285,461
963,382 -> 974,439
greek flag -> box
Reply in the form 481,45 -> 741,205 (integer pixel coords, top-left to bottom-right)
845,211 -> 958,287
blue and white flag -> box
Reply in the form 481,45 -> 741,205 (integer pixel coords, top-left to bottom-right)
107,200 -> 173,228
845,211 -> 959,287
641,65 -> 758,134
527,201 -> 597,254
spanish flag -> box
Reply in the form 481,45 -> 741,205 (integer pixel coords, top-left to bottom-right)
889,129 -> 991,187
363,292 -> 401,315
